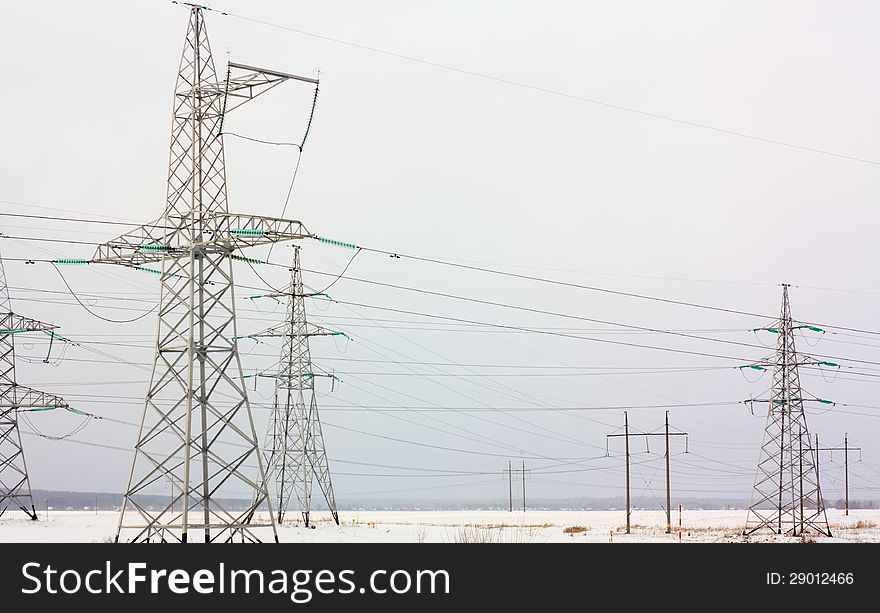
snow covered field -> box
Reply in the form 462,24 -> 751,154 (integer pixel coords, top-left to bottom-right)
2,509 -> 879,543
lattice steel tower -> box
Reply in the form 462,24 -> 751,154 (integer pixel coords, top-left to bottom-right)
92,4 -> 319,542
743,284 -> 831,537
0,252 -> 68,520
253,246 -> 339,526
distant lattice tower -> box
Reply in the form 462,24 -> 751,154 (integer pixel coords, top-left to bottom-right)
0,252 -> 68,520
253,246 -> 339,527
90,5 -> 320,542
743,285 -> 832,537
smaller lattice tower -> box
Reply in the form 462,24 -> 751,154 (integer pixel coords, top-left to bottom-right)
0,252 -> 68,520
743,284 -> 832,537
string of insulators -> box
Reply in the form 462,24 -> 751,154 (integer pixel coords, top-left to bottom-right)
738,364 -> 767,371
137,244 -> 170,252
745,397 -> 834,405
53,258 -> 89,265
0,329 -> 29,336
232,228 -> 266,237
302,372 -> 342,381
133,266 -> 182,279
316,236 -> 357,250
16,406 -> 100,418
752,325 -> 823,333
231,254 -> 264,265
248,291 -> 329,301
44,330 -> 70,343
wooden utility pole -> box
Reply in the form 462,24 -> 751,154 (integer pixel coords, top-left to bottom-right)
607,412 -> 687,536
815,434 -> 861,516
507,460 -> 512,512
665,411 -> 671,534
522,461 -> 526,513
798,426 -> 804,535
624,412 -> 630,533
845,434 -> 849,516
815,433 -> 820,513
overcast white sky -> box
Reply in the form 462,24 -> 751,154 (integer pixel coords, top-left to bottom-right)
1,0 -> 879,509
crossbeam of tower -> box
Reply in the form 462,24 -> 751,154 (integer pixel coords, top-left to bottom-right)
91,5 -> 319,543
244,247 -> 340,527
743,284 -> 832,537
0,252 -> 69,520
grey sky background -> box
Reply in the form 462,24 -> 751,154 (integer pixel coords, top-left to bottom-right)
1,0 -> 879,506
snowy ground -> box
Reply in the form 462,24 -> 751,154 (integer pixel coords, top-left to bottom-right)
2,509 -> 879,543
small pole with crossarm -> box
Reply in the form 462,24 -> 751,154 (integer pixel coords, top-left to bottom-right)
607,412 -> 687,535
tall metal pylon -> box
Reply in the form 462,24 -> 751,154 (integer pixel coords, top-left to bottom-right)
91,4 -> 320,542
743,284 -> 832,537
248,246 -> 339,526
0,252 -> 68,520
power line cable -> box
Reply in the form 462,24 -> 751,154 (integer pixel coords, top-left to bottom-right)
203,5 -> 880,167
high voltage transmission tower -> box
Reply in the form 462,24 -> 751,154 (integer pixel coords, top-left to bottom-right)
89,4 -> 320,543
0,252 -> 69,520
244,246 -> 340,526
743,284 -> 833,537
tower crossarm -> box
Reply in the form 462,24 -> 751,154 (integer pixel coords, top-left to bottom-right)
212,213 -> 313,248
0,385 -> 68,410
91,213 -> 313,266
744,397 -> 834,406
737,358 -> 839,372
197,62 -> 319,116
239,322 -> 343,340
0,313 -> 58,335
91,218 -> 171,266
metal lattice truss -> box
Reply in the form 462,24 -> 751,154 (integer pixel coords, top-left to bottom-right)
256,247 -> 338,526
207,62 -> 319,114
0,258 -> 68,520
94,6 -> 318,543
93,213 -> 312,268
744,286 -> 831,537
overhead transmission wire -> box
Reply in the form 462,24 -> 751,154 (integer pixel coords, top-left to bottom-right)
9,245 -> 880,374
322,364 -> 592,451
24,392 -> 627,465
303,245 -> 637,428
13,253 -> 880,388
320,294 -> 613,437
330,240 -> 880,337
11,236 -> 880,370
51,263 -> 157,324
8,230 -> 880,460
241,278 -> 594,457
299,329 -> 597,453
220,76 -> 319,261
199,4 -> 880,167
39,329 -> 591,461
7,219 -> 880,338
21,358 -> 693,475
